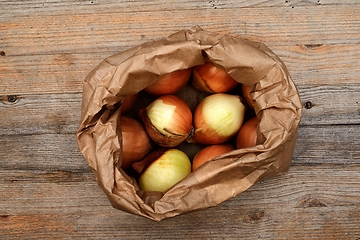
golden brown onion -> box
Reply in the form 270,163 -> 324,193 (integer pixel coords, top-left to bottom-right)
192,144 -> 234,171
192,62 -> 239,93
189,93 -> 246,145
241,84 -> 254,109
145,68 -> 192,96
236,116 -> 259,149
119,116 -> 152,169
133,148 -> 191,193
139,95 -> 193,147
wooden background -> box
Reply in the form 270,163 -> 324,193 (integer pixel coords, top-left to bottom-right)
1,0 -> 359,239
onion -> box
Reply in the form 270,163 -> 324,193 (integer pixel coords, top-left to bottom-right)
118,116 -> 152,169
192,62 -> 239,93
241,84 -> 254,109
121,93 -> 138,113
145,68 -> 192,96
188,93 -> 246,145
139,95 -> 193,147
192,144 -> 234,171
133,148 -> 191,192
236,116 -> 259,149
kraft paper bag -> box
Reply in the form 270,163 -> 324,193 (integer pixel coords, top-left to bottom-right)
77,26 -> 302,221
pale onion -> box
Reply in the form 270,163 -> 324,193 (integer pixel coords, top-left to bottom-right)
139,95 -> 193,147
242,84 -> 254,109
121,93 -> 138,113
236,116 -> 259,149
134,148 -> 191,193
192,144 -> 234,171
192,62 -> 239,93
189,93 -> 246,145
145,68 -> 192,96
119,116 -> 152,169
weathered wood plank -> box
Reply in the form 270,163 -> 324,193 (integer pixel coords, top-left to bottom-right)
0,93 -> 82,135
0,53 -> 107,96
1,5 -> 359,95
278,44 -> 360,86
1,123 -> 359,173
1,43 -> 359,95
292,124 -> 360,165
299,84 -> 360,125
2,5 -> 358,56
0,133 -> 88,172
1,165 -> 360,239
0,214 -> 80,239
1,0 -> 359,17
1,80 -> 359,136
1,1 -> 359,239
3,4 -> 359,48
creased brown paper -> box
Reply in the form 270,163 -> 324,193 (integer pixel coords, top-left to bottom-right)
76,26 -> 302,221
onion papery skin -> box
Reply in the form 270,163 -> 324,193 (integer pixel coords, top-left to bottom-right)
192,144 -> 234,171
119,116 -> 152,169
242,84 -> 254,109
120,93 -> 138,114
192,62 -> 239,93
189,93 -> 246,145
236,116 -> 259,149
138,148 -> 191,193
145,68 -> 192,96
139,95 -> 193,147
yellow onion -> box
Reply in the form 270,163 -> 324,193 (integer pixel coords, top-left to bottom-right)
192,62 -> 239,93
139,95 -> 193,147
132,148 -> 191,193
189,93 -> 246,145
120,93 -> 138,113
242,84 -> 254,109
145,68 -> 192,96
192,144 -> 234,171
236,116 -> 259,149
118,116 -> 152,169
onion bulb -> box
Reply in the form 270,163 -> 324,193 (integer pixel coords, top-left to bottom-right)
145,68 -> 192,96
242,84 -> 254,109
120,93 -> 138,113
118,116 -> 152,169
139,95 -> 193,147
192,144 -> 234,171
192,62 -> 239,93
189,93 -> 246,145
236,116 -> 259,149
132,148 -> 191,193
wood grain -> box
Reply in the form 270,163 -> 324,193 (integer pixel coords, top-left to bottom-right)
1,83 -> 359,136
0,124 -> 359,179
1,44 -> 360,95
2,4 -> 358,54
0,93 -> 82,135
1,4 -> 359,94
0,133 -> 87,172
1,0 -> 359,238
1,165 -> 360,239
1,0 -> 359,15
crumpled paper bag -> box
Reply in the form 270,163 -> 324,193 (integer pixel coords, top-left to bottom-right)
76,26 -> 302,221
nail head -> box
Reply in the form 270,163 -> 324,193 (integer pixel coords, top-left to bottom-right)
305,101 -> 313,109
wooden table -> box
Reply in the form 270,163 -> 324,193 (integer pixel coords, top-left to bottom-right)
1,1 -> 359,239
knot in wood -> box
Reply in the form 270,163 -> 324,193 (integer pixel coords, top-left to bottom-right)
7,95 -> 17,103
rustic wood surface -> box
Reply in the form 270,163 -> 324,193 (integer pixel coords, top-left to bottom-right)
1,0 -> 360,239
